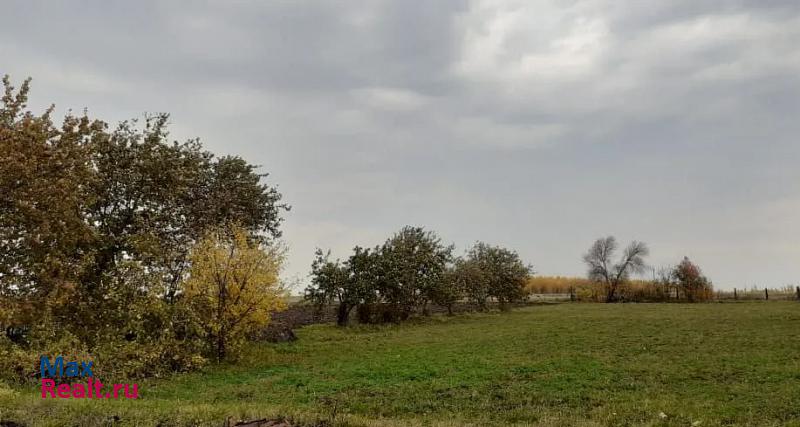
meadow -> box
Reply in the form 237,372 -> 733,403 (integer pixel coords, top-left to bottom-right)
2,301 -> 799,426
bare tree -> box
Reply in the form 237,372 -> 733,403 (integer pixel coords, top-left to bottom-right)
583,236 -> 649,302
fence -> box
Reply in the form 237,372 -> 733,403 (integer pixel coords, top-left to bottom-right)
528,285 -> 800,303
715,286 -> 800,301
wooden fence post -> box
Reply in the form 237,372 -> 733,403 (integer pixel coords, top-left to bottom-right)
734,288 -> 737,300
569,287 -> 576,302
796,286 -> 800,301
765,288 -> 769,300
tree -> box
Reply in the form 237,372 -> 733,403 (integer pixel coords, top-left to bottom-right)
304,230 -> 535,322
346,245 -> 384,322
673,257 -> 712,302
306,247 -> 379,326
0,76 -> 102,334
306,250 -> 347,324
305,227 -> 457,324
379,226 -> 453,317
0,75 -> 289,345
429,266 -> 464,315
583,236 -> 649,302
467,242 -> 532,310
1,75 -> 291,379
85,115 -> 289,303
184,226 -> 286,362
452,258 -> 491,310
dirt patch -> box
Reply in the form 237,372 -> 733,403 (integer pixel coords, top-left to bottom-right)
258,304 -> 337,342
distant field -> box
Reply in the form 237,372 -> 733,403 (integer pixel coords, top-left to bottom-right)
2,302 -> 800,426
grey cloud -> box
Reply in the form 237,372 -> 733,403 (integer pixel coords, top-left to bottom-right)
2,0 -> 799,289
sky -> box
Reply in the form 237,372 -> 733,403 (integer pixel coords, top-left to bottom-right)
2,1 -> 799,291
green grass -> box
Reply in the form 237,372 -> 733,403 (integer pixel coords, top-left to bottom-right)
2,302 -> 800,426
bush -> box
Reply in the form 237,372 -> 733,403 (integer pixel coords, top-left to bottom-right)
0,271 -> 211,384
0,332 -> 89,385
92,339 -> 208,380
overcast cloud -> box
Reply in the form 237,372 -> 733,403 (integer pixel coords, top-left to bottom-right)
2,0 -> 799,290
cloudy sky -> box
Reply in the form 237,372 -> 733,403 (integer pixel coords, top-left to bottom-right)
2,1 -> 799,290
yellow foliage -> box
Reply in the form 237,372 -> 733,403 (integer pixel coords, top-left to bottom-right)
527,276 -> 684,302
526,276 -> 592,294
185,226 -> 287,361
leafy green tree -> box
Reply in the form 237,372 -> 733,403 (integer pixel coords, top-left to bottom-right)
307,250 -> 352,326
85,115 -> 288,304
430,263 -> 466,315
467,242 -> 532,310
306,246 -> 383,326
379,226 -> 453,317
346,245 -> 385,322
450,257 -> 490,311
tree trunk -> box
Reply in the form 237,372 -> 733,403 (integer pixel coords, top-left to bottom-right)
217,328 -> 226,363
336,302 -> 350,326
217,280 -> 227,362
606,283 -> 617,303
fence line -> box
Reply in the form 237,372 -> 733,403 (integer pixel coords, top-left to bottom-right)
527,286 -> 800,303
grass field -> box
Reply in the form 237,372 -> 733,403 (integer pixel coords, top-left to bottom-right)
2,302 -> 800,426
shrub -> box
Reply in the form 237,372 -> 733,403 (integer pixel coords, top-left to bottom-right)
0,332 -> 89,385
